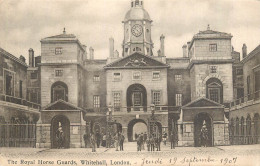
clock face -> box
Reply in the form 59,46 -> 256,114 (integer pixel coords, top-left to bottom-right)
131,24 -> 143,37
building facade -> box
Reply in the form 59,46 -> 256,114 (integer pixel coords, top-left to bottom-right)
1,0 -> 259,148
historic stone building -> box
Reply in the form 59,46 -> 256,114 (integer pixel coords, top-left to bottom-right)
229,44 -> 260,145
1,0 -> 259,148
0,47 -> 40,147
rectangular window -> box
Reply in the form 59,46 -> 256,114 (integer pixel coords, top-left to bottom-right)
125,48 -> 128,53
93,95 -> 100,108
209,88 -> 220,103
30,73 -> 38,79
55,69 -> 63,77
30,92 -> 38,103
5,74 -> 13,96
247,76 -> 250,95
209,44 -> 217,52
19,80 -> 23,98
209,65 -> 217,73
175,74 -> 182,81
176,93 -> 182,106
113,92 -> 121,111
113,72 -> 121,81
152,71 -> 160,80
133,71 -> 141,80
55,47 -> 62,55
93,75 -> 100,82
152,91 -> 161,105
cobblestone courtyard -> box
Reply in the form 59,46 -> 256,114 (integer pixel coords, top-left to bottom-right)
1,143 -> 260,166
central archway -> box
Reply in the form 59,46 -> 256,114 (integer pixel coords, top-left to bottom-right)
127,84 -> 147,112
127,119 -> 147,142
194,112 -> 213,147
51,115 -> 70,149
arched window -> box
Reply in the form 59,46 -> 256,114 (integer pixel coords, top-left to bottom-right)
241,117 -> 245,136
246,115 -> 252,136
51,81 -> 68,102
206,78 -> 223,103
253,113 -> 260,144
235,117 -> 239,136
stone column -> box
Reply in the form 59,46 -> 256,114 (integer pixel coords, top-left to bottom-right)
122,127 -> 128,142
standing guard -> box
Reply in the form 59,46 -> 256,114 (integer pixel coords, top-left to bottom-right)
200,120 -> 209,147
56,122 -> 64,149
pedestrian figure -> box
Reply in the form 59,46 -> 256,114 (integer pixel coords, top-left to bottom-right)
157,134 -> 162,151
150,135 -> 155,151
140,133 -> 144,150
83,133 -> 88,148
56,123 -> 64,149
102,134 -> 106,147
162,132 -> 167,145
143,132 -> 147,150
119,132 -> 125,151
135,133 -> 138,141
90,133 -> 96,152
114,133 -> 119,151
170,133 -> 175,149
146,138 -> 150,151
137,134 -> 142,151
200,121 -> 208,147
95,130 -> 101,148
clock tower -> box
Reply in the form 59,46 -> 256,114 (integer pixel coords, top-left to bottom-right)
122,0 -> 153,57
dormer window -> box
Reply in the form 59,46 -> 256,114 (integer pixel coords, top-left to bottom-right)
55,47 -> 62,55
209,44 -> 217,52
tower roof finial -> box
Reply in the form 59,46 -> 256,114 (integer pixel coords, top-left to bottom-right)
63,27 -> 66,34
207,24 -> 210,30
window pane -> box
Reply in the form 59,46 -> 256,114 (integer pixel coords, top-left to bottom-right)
55,70 -> 63,77
175,74 -> 182,81
209,44 -> 217,52
113,92 -> 121,111
153,72 -> 160,79
152,91 -> 161,105
209,88 -> 219,103
176,94 -> 182,106
55,47 -> 62,55
93,75 -> 100,82
93,95 -> 100,108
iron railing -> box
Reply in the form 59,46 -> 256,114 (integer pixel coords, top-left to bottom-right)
0,94 -> 40,109
230,90 -> 260,108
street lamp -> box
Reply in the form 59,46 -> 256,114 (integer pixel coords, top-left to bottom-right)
149,104 -> 156,137
106,104 -> 113,148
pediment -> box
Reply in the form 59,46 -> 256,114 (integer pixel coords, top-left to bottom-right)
182,97 -> 224,108
43,100 -> 82,110
104,52 -> 169,69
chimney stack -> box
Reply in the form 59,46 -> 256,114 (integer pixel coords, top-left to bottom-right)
159,34 -> 165,57
114,50 -> 119,58
89,47 -> 94,60
109,37 -> 114,58
29,48 -> 34,67
19,55 -> 26,63
182,44 -> 187,58
242,44 -> 247,58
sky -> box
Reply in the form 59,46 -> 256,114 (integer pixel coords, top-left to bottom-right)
0,0 -> 260,62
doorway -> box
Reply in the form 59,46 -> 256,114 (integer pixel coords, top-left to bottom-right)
194,112 -> 213,147
127,119 -> 147,142
51,115 -> 70,149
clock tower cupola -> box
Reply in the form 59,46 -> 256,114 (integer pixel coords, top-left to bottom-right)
122,0 -> 153,57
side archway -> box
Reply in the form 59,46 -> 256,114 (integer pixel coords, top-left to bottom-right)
51,115 -> 70,149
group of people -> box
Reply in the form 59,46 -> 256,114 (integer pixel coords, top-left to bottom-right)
84,130 -> 125,152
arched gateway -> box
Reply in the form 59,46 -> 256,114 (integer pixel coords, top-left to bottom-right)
194,112 -> 213,147
51,115 -> 70,148
127,119 -> 147,142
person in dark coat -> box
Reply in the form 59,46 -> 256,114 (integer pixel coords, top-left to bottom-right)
90,133 -> 96,152
162,132 -> 167,145
146,138 -> 150,151
95,131 -> 101,148
83,133 -> 88,148
140,133 -> 144,150
170,133 -> 175,149
137,134 -> 142,151
119,132 -> 125,151
150,135 -> 155,151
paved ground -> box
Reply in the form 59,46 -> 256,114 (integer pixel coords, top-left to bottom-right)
0,143 -> 260,166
